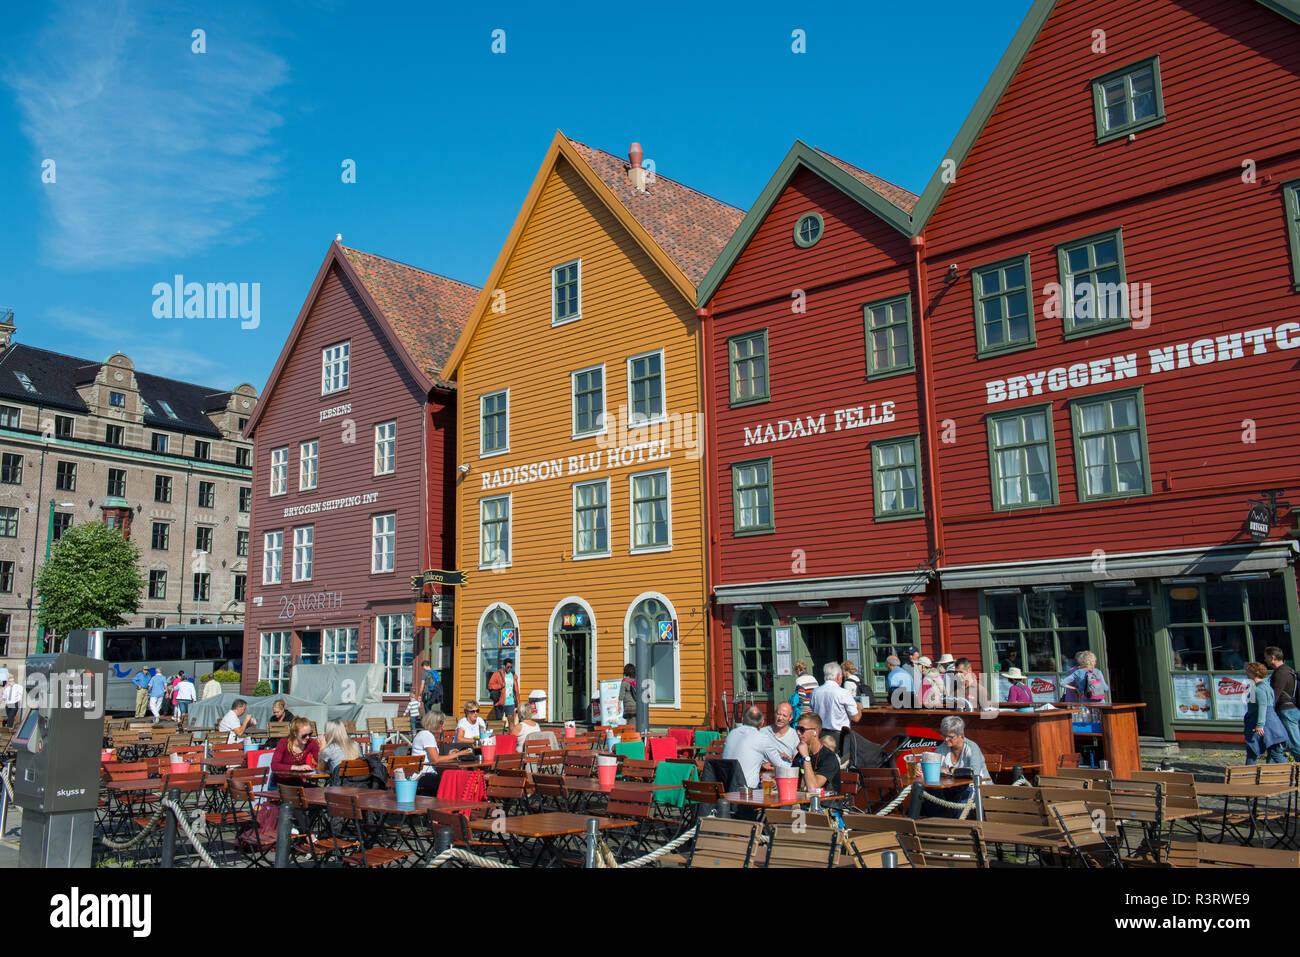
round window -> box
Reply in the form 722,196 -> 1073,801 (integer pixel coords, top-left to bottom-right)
793,212 -> 824,248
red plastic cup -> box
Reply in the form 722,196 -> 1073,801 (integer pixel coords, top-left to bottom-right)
776,774 -> 798,803
565,725 -> 576,740
597,761 -> 617,790
169,762 -> 191,774
480,742 -> 497,763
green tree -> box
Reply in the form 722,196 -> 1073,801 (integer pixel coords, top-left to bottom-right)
36,522 -> 145,636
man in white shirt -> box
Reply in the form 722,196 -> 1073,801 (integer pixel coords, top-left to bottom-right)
174,673 -> 197,726
201,673 -> 223,700
763,701 -> 799,759
218,699 -> 257,743
3,679 -> 23,726
722,706 -> 792,789
810,662 -> 861,746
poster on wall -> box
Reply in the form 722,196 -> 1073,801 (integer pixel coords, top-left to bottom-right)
1172,674 -> 1213,720
774,628 -> 791,653
775,652 -> 792,676
1213,674 -> 1251,721
598,678 -> 625,725
844,624 -> 860,651
1029,675 -> 1058,704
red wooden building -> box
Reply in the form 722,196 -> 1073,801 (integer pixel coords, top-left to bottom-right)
697,144 -> 935,720
243,241 -> 478,702
700,0 -> 1300,741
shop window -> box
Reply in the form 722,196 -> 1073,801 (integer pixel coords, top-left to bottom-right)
478,605 -> 518,701
375,614 -> 414,695
863,600 -> 918,693
983,588 -> 1089,699
627,596 -> 676,706
323,627 -> 359,664
259,631 -> 291,693
733,608 -> 775,697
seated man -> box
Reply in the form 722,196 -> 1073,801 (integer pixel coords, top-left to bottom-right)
722,705 -> 793,789
910,714 -> 992,818
763,701 -> 799,759
793,712 -> 841,795
218,698 -> 257,743
885,654 -> 911,708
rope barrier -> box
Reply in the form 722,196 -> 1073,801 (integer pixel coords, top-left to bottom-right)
615,824 -> 699,868
159,798 -> 219,868
97,805 -> 169,850
423,847 -> 518,868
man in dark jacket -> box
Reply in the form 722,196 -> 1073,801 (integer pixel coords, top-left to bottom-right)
1265,647 -> 1300,760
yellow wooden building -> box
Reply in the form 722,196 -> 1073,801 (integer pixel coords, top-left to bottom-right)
442,133 -> 743,726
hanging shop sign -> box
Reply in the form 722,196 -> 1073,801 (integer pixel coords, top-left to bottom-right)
562,612 -> 586,628
500,627 -> 518,647
657,620 -> 677,642
1247,504 -> 1271,543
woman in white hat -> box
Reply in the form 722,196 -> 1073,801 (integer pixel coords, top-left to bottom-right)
935,653 -> 956,672
1004,666 -> 1033,704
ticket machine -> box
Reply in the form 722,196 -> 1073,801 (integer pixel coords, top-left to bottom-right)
15,652 -> 107,868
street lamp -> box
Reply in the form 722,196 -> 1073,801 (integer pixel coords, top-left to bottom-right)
36,501 -> 75,653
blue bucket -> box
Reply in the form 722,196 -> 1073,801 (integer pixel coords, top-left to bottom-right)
394,778 -> 417,805
243,739 -> 256,752
921,758 -> 942,785
370,733 -> 387,753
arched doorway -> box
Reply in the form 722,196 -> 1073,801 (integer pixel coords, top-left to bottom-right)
551,600 -> 593,723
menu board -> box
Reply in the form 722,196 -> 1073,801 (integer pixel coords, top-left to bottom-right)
1213,674 -> 1251,721
1172,674 -> 1213,721
598,678 -> 625,726
1028,674 -> 1058,704
996,674 -> 1011,702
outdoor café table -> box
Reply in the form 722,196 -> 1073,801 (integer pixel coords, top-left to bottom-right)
1197,782 -> 1300,847
722,789 -> 812,810
201,755 -> 248,769
915,817 -> 1069,854
563,778 -> 684,813
468,812 -> 635,867
908,775 -> 980,819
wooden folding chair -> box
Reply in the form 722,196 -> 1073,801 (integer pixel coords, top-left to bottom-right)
531,773 -> 572,812
1046,799 -> 1121,868
323,791 -> 411,868
843,831 -> 913,868
853,766 -> 904,813
761,819 -> 839,868
620,758 -> 658,783
1197,842 -> 1300,868
684,817 -> 760,868
563,751 -> 597,778
485,773 -> 529,815
900,824 -> 988,868
840,812 -> 917,837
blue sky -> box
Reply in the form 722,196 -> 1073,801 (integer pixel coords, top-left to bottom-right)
0,0 -> 1031,393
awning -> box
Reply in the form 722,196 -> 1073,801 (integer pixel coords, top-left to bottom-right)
715,570 -> 931,605
937,543 -> 1296,591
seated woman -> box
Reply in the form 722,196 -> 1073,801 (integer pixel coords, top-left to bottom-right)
270,699 -> 295,724
411,710 -> 472,795
512,702 -> 558,751
455,701 -> 488,744
317,719 -> 360,777
910,715 -> 993,819
270,717 -> 320,787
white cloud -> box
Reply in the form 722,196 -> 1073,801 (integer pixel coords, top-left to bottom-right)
6,0 -> 288,270
43,304 -> 234,384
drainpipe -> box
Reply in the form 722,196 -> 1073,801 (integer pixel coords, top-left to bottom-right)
25,411 -> 49,656
910,234 -> 950,656
697,303 -> 726,729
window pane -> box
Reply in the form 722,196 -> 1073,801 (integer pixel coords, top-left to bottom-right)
1209,625 -> 1249,671
988,594 -> 1019,631
1169,628 -> 1207,670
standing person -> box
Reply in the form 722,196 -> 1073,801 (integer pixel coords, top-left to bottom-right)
169,671 -> 184,713
174,672 -> 197,725
455,701 -> 488,743
146,668 -> 168,723
922,667 -> 947,709
810,662 -> 861,750
763,701 -> 799,759
904,647 -> 925,704
1244,661 -> 1289,765
1059,651 -> 1108,704
618,664 -> 638,725
1004,667 -> 1033,705
405,689 -> 422,734
200,672 -> 222,700
1264,647 -> 1300,761
131,668 -> 150,718
3,679 -> 22,727
885,655 -> 910,707
790,669 -> 818,722
841,661 -> 863,701
488,658 -> 521,722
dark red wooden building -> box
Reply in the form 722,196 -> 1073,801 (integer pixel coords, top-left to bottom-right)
243,241 -> 477,701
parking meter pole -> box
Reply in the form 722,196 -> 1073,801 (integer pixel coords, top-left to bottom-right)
584,818 -> 599,867
882,851 -> 898,868
635,638 -> 650,735
973,779 -> 984,821
717,798 -> 731,819
434,826 -> 453,860
160,787 -> 179,868
273,801 -> 293,867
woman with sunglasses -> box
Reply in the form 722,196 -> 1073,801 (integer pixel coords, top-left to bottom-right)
455,700 -> 489,743
270,716 -> 320,786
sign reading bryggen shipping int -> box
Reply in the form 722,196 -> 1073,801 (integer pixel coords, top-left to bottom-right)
984,320 -> 1300,403
282,491 -> 379,519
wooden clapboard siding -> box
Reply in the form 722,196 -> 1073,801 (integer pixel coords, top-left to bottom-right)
452,154 -> 712,724
921,0 -> 1300,568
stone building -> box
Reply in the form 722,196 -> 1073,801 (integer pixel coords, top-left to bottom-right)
0,311 -> 256,672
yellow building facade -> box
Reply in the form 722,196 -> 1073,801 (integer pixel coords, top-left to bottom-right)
443,134 -> 742,725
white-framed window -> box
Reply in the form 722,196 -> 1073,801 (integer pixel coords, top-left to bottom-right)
627,349 -> 665,425
322,626 -> 359,664
477,604 -> 519,701
374,421 -> 396,475
480,391 -> 509,456
625,593 -> 679,708
573,478 -> 610,559
375,613 -> 414,695
552,259 -> 581,325
292,526 -> 314,582
258,631 -> 292,693
480,494 -> 511,568
262,530 -> 283,585
571,366 -> 605,438
322,341 -> 350,395
269,447 -> 288,496
372,512 -> 396,573
299,440 -> 318,491
629,469 -> 671,553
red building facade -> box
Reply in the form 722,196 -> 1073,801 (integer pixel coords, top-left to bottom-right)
243,242 -> 476,701
701,0 -> 1300,740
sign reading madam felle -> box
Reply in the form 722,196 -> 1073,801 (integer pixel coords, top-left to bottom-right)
741,402 -> 897,447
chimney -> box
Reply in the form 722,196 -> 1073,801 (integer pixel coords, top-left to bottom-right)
0,308 -> 15,353
628,142 -> 647,192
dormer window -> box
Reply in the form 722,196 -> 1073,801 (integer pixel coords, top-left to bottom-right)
13,372 -> 35,394
158,400 -> 179,420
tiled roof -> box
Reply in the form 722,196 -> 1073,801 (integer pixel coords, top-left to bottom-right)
0,343 -> 230,437
340,247 -> 480,391
567,139 -> 746,286
814,148 -> 919,213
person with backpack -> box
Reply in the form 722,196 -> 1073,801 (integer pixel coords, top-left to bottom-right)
421,668 -> 443,715
1264,646 -> 1300,761
1059,651 -> 1108,703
